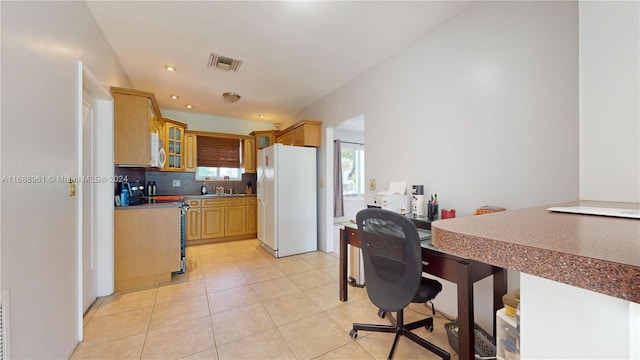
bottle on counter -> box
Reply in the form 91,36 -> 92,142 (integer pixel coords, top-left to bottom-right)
147,181 -> 152,196
120,186 -> 129,206
151,181 -> 157,196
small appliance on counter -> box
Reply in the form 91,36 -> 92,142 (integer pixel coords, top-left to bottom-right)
365,181 -> 410,214
115,181 -> 144,206
411,185 -> 427,218
365,194 -> 411,214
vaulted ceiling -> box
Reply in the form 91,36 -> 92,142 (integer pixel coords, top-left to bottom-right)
87,1 -> 473,124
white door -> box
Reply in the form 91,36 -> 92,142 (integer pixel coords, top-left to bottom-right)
81,89 -> 97,312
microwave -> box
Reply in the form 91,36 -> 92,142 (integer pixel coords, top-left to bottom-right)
150,132 -> 166,168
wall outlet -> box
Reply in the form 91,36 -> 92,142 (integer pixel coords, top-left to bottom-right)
172,180 -> 180,187
319,179 -> 324,188
369,179 -> 376,191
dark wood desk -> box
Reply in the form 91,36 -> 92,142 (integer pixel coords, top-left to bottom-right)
340,219 -> 507,360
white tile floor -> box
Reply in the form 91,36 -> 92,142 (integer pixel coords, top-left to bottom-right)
72,239 -> 457,359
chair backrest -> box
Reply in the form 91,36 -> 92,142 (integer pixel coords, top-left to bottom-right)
356,208 -> 422,312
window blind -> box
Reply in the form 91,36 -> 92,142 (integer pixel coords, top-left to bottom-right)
197,137 -> 241,168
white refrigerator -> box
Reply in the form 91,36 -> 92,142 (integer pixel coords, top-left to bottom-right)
257,144 -> 317,257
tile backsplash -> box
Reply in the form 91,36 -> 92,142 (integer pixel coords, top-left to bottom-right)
115,167 -> 256,196
146,171 -> 256,195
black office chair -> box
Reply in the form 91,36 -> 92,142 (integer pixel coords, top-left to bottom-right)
350,208 -> 450,360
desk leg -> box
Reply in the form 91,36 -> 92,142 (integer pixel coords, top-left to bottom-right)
492,268 -> 507,337
457,261 -> 474,360
339,228 -> 348,302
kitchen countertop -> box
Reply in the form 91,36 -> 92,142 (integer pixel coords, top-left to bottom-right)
184,193 -> 256,199
115,194 -> 257,209
114,201 -> 183,210
431,200 -> 640,303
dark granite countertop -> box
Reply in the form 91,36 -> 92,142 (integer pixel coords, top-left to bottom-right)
114,202 -> 183,210
184,193 -> 257,199
432,200 -> 640,303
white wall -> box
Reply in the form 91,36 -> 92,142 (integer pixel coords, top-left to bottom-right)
162,109 -> 276,135
297,1 -> 579,330
579,1 -> 640,202
0,2 -> 130,358
522,2 -> 640,358
521,273 -> 635,359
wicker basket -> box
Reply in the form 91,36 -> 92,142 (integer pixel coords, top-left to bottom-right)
444,321 -> 496,358
473,205 -> 506,215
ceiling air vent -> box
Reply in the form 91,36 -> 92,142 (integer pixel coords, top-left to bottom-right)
208,53 -> 242,72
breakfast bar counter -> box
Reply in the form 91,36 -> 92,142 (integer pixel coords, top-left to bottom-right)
431,200 -> 640,303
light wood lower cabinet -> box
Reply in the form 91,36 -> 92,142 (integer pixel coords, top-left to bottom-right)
185,199 -> 201,240
202,206 -> 225,238
225,204 -> 246,236
114,206 -> 180,291
185,196 -> 257,244
246,197 -> 257,234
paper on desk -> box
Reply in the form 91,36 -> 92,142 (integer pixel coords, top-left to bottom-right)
377,181 -> 407,195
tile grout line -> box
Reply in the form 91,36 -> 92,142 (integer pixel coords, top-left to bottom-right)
138,281 -> 160,360
78,240 -> 455,359
202,247 -> 221,360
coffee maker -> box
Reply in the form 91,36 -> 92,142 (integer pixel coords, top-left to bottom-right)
411,185 -> 426,218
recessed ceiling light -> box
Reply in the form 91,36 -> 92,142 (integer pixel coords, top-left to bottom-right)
186,104 -> 193,109
170,95 -> 179,100
165,65 -> 177,72
259,114 -> 265,119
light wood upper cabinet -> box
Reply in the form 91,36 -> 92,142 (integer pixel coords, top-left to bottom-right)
243,137 -> 256,173
184,132 -> 198,172
163,119 -> 185,171
251,130 -> 277,150
275,120 -> 322,147
112,87 -> 161,166
248,130 -> 276,173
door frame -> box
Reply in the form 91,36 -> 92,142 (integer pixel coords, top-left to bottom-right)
76,61 -> 114,340
81,87 -> 97,314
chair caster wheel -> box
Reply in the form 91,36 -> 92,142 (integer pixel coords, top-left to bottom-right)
377,309 -> 386,319
426,325 -> 434,332
349,329 -> 358,339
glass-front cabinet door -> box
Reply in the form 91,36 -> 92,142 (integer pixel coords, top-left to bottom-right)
251,130 -> 277,150
257,134 -> 272,149
164,120 -> 185,171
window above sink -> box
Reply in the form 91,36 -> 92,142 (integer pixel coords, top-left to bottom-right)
195,166 -> 242,181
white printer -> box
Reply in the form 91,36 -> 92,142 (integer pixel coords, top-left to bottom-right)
365,193 -> 411,215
